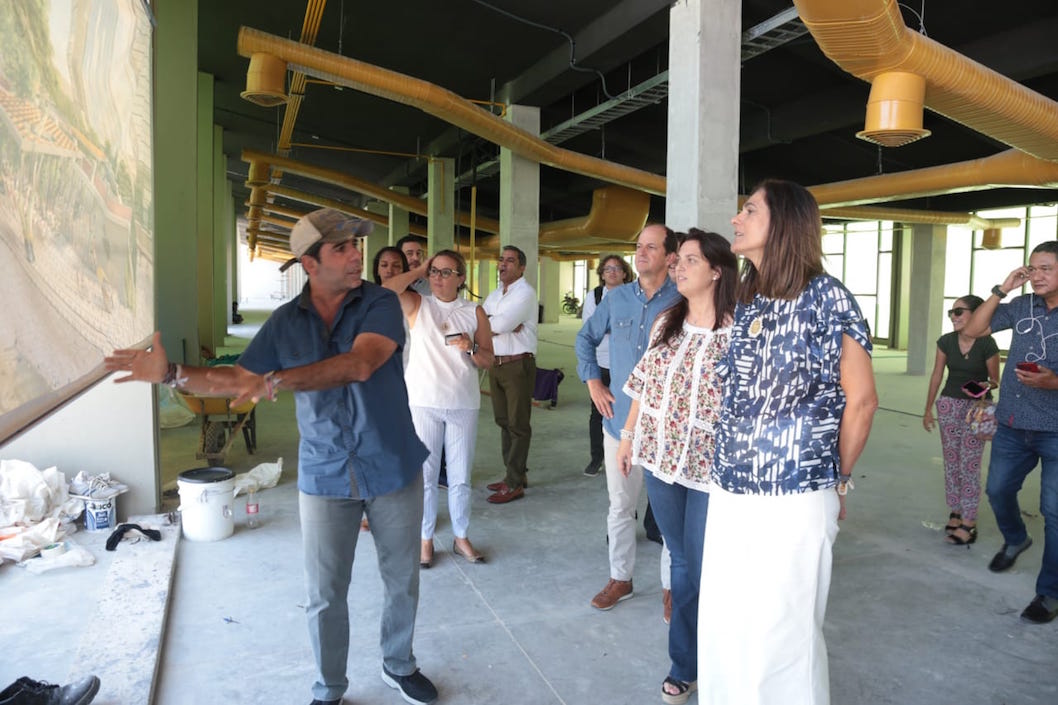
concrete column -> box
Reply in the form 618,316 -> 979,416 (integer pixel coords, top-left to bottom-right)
427,158 -> 455,251
476,260 -> 494,301
195,72 -> 215,357
906,224 -> 947,375
892,224 -> 912,349
665,0 -> 741,235
212,124 -> 229,344
388,186 -> 410,246
539,256 -> 560,323
500,105 -> 540,289
155,0 -> 199,364
363,201 -> 390,274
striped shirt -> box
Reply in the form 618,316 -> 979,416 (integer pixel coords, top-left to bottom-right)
713,274 -> 872,495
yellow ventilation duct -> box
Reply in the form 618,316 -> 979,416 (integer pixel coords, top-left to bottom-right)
856,71 -> 930,147
236,27 -> 667,195
794,0 -> 1058,160
539,186 -> 650,246
241,53 -> 288,107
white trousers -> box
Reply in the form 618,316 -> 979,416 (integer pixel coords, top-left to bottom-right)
698,486 -> 839,705
410,406 -> 478,540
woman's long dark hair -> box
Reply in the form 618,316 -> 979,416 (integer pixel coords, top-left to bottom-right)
654,229 -> 737,347
372,246 -> 408,284
735,179 -> 824,304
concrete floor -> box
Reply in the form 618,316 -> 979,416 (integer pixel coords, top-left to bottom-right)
2,313 -> 1057,705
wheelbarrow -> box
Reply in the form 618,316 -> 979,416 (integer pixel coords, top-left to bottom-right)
179,394 -> 257,464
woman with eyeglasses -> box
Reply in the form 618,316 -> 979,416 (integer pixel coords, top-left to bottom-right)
391,250 -> 495,567
922,295 -> 1000,545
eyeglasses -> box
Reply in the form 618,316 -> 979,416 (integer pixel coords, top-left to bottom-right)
947,307 -> 969,317
428,267 -> 459,279
601,265 -> 624,274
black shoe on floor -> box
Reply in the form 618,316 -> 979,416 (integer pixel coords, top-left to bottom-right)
583,459 -> 603,477
988,536 -> 1033,572
309,700 -> 340,705
1021,594 -> 1058,624
0,676 -> 100,705
381,667 -> 438,705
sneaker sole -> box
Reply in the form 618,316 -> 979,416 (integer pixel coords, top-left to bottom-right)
591,591 -> 634,610
381,669 -> 436,705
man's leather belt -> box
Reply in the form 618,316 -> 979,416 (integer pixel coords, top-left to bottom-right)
494,352 -> 533,366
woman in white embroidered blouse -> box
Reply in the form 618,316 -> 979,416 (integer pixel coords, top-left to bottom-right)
616,230 -> 736,705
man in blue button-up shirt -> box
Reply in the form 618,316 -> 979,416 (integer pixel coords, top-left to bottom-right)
576,224 -> 679,611
966,241 -> 1058,626
105,209 -> 437,705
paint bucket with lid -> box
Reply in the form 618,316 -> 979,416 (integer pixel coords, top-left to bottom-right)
177,467 -> 235,541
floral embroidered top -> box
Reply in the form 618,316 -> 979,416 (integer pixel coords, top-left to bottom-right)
713,274 -> 872,495
623,320 -> 730,492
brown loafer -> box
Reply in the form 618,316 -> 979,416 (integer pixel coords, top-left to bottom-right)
487,486 -> 524,504
453,539 -> 485,563
486,480 -> 508,492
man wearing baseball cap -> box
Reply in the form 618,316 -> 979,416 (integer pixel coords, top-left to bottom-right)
105,208 -> 438,705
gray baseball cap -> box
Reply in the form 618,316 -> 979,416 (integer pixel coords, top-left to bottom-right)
279,208 -> 374,272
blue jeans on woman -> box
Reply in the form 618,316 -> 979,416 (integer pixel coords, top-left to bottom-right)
644,471 -> 709,683
986,424 -> 1058,599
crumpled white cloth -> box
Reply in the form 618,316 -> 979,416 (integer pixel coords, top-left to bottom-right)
0,459 -> 83,527
21,543 -> 95,574
233,457 -> 283,497
0,516 -> 69,562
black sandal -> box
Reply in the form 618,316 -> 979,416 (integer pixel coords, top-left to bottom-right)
661,676 -> 697,705
945,512 -> 962,535
946,524 -> 977,545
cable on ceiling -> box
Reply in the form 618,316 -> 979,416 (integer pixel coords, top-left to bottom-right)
468,0 -> 618,100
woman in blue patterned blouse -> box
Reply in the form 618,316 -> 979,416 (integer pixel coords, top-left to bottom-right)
698,180 -> 878,705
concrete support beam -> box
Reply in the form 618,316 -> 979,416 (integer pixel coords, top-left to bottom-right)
539,256 -> 560,323
665,0 -> 741,235
499,105 -> 540,290
427,158 -> 455,252
906,224 -> 947,375
388,186 -> 410,246
363,201 -> 390,272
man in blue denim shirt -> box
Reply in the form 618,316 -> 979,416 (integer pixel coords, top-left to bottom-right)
105,209 -> 437,705
966,241 -> 1058,625
576,224 -> 679,611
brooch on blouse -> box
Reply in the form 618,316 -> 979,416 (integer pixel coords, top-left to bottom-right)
748,316 -> 763,337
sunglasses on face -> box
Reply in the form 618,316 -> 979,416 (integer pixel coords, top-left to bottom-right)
947,307 -> 969,317
428,267 -> 459,279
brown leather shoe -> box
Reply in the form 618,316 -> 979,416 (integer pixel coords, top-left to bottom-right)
487,486 -> 524,504
663,588 -> 672,624
486,480 -> 508,492
590,578 -> 633,610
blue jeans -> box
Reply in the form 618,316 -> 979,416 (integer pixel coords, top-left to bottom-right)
300,472 -> 424,702
986,424 -> 1058,599
645,471 -> 709,683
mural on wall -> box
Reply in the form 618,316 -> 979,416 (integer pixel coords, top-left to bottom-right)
0,0 -> 153,429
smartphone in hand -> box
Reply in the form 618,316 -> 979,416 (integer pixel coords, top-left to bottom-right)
1016,361 -> 1040,373
961,380 -> 989,398
444,333 -> 463,345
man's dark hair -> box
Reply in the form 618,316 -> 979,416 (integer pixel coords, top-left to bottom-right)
502,245 -> 527,267
396,234 -> 428,250
1031,241 -> 1058,257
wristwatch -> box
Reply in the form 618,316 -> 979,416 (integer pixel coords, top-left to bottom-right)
466,342 -> 479,356
991,284 -> 1008,299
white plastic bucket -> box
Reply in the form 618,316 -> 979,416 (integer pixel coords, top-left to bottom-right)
177,467 -> 236,542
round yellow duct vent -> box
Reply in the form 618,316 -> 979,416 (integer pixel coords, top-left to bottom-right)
241,53 -> 288,107
981,227 -> 1002,249
856,71 -> 931,147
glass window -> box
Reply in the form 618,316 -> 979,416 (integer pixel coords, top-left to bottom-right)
823,254 -> 843,279
821,229 -> 844,255
877,252 -> 892,338
944,227 -> 973,298
974,248 -> 1025,297
1028,215 -> 1056,252
845,231 -> 878,293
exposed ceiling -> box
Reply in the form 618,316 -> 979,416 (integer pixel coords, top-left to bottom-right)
198,0 -> 1058,254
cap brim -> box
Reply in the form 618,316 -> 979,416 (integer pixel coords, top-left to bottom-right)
278,256 -> 299,272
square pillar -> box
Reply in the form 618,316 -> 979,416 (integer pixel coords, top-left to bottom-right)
427,158 -> 455,251
500,105 -> 540,289
388,186 -> 410,246
907,224 -> 947,375
666,0 -> 741,236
